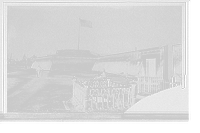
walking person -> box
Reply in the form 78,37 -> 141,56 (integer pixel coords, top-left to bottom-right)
36,65 -> 42,78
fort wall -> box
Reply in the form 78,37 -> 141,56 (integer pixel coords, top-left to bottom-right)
51,57 -> 96,71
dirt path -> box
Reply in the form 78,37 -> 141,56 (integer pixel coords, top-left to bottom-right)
7,71 -> 49,111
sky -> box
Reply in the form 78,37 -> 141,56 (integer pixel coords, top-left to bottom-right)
7,5 -> 182,60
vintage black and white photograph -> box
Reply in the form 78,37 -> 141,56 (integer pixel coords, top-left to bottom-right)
1,1 -> 188,120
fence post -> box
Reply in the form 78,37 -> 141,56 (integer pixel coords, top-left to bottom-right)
72,76 -> 76,103
130,81 -> 137,106
137,77 -> 140,94
107,78 -> 111,87
170,77 -> 174,88
83,85 -> 88,112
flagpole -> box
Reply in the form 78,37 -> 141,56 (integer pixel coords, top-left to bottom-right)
77,18 -> 81,50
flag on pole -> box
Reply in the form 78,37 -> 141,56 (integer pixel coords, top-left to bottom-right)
79,18 -> 92,28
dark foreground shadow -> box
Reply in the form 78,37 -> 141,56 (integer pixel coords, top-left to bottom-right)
124,86 -> 189,114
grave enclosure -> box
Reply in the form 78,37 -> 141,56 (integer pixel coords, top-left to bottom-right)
72,77 -> 181,112
71,77 -> 137,112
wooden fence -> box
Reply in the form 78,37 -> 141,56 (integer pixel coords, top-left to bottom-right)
137,77 -> 181,95
71,78 -> 137,112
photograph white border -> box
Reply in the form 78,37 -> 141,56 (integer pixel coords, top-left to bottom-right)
1,0 -> 189,120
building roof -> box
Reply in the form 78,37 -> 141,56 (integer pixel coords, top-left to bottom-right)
56,49 -> 99,58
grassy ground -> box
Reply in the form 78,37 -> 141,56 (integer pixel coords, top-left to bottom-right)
19,79 -> 72,112
7,69 -> 36,76
7,77 -> 31,91
8,69 -> 136,112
